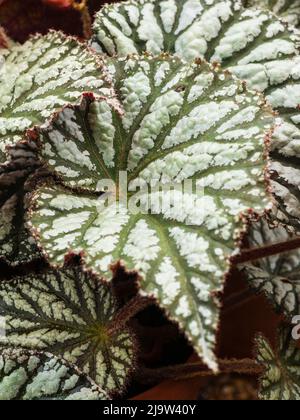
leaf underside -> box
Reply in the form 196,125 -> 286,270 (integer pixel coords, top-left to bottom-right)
92,0 -> 300,233
0,267 -> 135,394
28,55 -> 273,370
242,218 -> 300,319
246,0 -> 300,27
256,327 -> 300,400
0,31 -> 112,164
0,348 -> 109,400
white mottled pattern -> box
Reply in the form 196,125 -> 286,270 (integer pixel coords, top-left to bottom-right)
243,218 -> 300,318
176,1 -> 234,61
248,0 -> 300,27
123,219 -> 160,273
162,101 -> 238,150
30,55 -> 273,371
92,0 -> 300,225
154,257 -> 181,305
0,268 -> 135,393
0,31 -> 111,163
138,2 -> 164,53
256,328 -> 300,400
121,69 -> 151,130
0,349 -> 109,400
89,101 -> 116,168
160,0 -> 177,33
128,90 -> 184,169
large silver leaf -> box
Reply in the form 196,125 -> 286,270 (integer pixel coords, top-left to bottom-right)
28,55 -> 273,370
92,0 -> 300,233
256,326 -> 300,400
0,31 -> 112,164
0,267 -> 136,394
242,218 -> 300,319
0,349 -> 109,400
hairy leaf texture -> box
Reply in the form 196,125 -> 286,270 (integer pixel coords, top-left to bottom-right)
0,31 -> 112,164
256,326 -> 300,400
0,349 -> 109,400
92,0 -> 300,233
242,218 -> 300,319
28,55 -> 273,370
0,267 -> 136,394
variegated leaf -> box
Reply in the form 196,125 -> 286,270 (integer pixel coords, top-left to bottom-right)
28,55 -> 273,370
92,0 -> 300,233
256,327 -> 300,400
0,190 -> 40,266
270,131 -> 300,233
0,267 -> 136,394
242,218 -> 300,319
246,0 -> 300,27
92,0 -> 300,93
0,141 -> 42,265
0,349 -> 109,400
0,31 -> 112,164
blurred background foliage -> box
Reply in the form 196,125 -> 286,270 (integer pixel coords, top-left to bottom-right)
0,0 -> 118,42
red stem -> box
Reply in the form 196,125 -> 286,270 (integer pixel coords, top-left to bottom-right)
71,0 -> 92,39
223,288 -> 258,315
136,359 -> 263,383
80,5 -> 92,39
0,26 -> 10,49
234,237 -> 300,265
